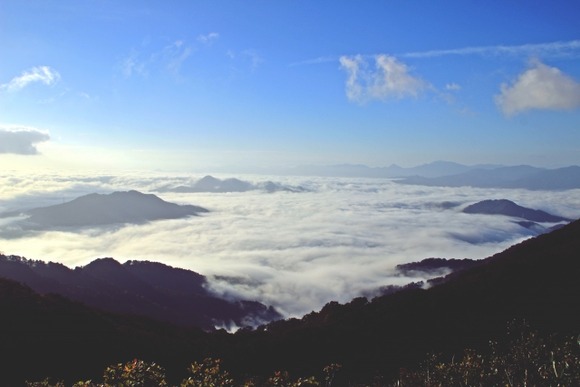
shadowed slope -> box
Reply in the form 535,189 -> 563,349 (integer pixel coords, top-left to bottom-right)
0,256 -> 280,330
220,218 -> 580,382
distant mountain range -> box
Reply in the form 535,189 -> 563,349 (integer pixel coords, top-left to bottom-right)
396,165 -> 580,190
0,255 -> 280,330
274,162 -> 580,190
0,218 -> 579,384
157,175 -> 307,193
283,161 -> 499,179
0,190 -> 208,230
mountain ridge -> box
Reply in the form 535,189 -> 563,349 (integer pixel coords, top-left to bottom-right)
157,175 -> 307,193
0,255 -> 280,330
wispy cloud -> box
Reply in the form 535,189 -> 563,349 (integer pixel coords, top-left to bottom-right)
226,49 -> 264,72
401,40 -> 580,59
122,49 -> 148,78
0,126 -> 50,155
339,55 -> 427,103
445,83 -> 461,91
122,40 -> 194,78
242,49 -> 263,71
163,40 -> 193,75
292,40 -> 580,68
197,32 -> 220,45
495,59 -> 580,115
288,56 -> 336,67
1,66 -> 60,92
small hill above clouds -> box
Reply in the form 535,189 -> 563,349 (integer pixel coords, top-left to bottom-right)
0,254 -> 280,330
158,175 -> 307,193
1,190 -> 208,229
463,199 -> 571,223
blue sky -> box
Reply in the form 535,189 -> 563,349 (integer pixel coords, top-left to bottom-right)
1,1 -> 580,172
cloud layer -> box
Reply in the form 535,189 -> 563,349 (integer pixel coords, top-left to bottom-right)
0,127 -> 50,155
339,55 -> 426,103
0,172 -> 578,317
1,66 -> 60,92
495,60 -> 580,115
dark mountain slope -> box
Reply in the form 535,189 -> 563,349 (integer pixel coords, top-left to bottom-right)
0,277 -> 208,386
219,218 -> 580,383
3,190 -> 208,229
1,220 -> 579,384
0,256 -> 280,330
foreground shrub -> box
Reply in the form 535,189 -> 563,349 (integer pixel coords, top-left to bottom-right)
25,321 -> 579,386
395,321 -> 580,386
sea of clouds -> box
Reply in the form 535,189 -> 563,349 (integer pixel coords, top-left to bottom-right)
1,171 -> 579,318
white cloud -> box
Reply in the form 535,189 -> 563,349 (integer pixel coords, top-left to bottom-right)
242,49 -> 263,71
446,83 -> 461,91
122,50 -> 148,78
1,66 -> 60,92
197,32 -> 219,45
495,60 -> 580,115
339,55 -> 426,103
2,173 -> 577,317
0,126 -> 50,155
163,40 -> 193,75
122,40 -> 193,78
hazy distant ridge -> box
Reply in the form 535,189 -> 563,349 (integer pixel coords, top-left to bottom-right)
277,162 -> 580,190
283,161 -> 499,178
158,175 -> 307,193
397,165 -> 580,190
